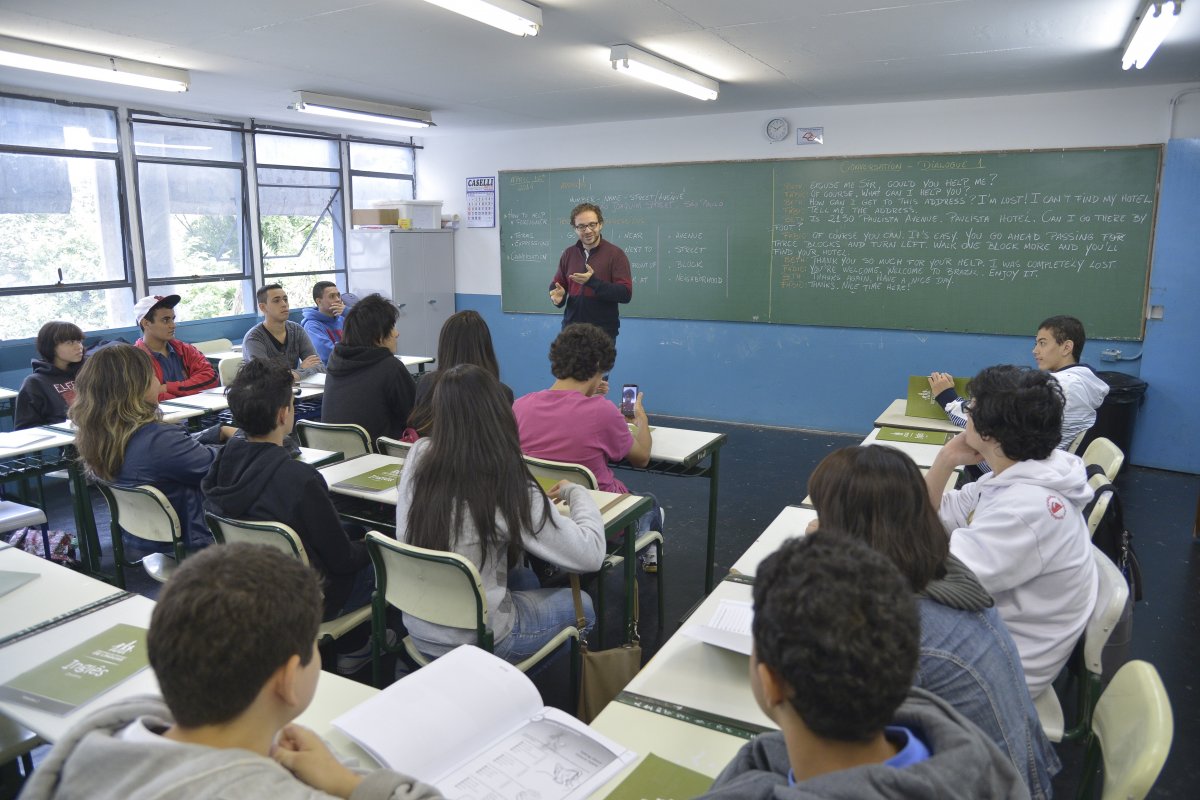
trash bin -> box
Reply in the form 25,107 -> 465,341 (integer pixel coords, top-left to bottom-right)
1087,371 -> 1148,457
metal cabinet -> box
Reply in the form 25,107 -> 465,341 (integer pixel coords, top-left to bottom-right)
346,229 -> 454,357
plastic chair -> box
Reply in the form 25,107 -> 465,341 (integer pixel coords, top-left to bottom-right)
217,356 -> 243,386
1086,489 -> 1114,539
365,531 -> 579,688
191,338 -> 233,355
296,420 -> 372,460
376,436 -> 412,458
205,513 -> 372,647
1082,437 -> 1125,481
96,483 -> 186,587
522,454 -> 665,645
1034,546 -> 1130,743
1076,660 -> 1173,800
1066,429 -> 1087,454
0,710 -> 42,795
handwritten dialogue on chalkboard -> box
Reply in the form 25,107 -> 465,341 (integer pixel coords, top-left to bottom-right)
499,148 -> 1159,338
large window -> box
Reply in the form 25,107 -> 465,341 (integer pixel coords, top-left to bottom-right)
256,133 -> 344,309
133,118 -> 252,325
0,95 -> 131,340
349,141 -> 415,209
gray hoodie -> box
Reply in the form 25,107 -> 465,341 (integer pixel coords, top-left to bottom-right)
19,696 -> 443,800
698,689 -> 1031,800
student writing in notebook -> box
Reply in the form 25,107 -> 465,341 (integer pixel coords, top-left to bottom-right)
395,364 -> 606,664
806,445 -> 1058,799
21,543 -> 441,800
699,532 -> 1028,799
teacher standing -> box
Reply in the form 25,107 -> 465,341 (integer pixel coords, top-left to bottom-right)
548,202 -> 632,344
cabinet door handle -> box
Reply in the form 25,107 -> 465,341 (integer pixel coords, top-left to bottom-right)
428,299 -> 437,305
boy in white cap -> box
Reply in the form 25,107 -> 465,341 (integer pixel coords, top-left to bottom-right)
133,295 -> 218,400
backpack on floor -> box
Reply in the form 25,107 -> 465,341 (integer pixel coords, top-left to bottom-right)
1083,465 -> 1143,602
7,527 -> 79,568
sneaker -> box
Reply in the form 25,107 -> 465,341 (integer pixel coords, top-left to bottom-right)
641,547 -> 659,573
336,629 -> 397,675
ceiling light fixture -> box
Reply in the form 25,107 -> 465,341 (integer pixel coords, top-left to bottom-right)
1122,1 -> 1183,69
0,35 -> 189,92
417,0 -> 542,37
609,45 -> 719,101
291,92 -> 434,129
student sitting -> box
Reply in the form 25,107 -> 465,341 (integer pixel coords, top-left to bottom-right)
301,280 -> 345,364
699,532 -> 1028,800
242,284 -> 324,383
929,314 -> 1108,452
395,365 -> 606,663
132,295 -> 218,399
512,323 -> 662,568
807,445 -> 1058,799
407,310 -> 513,437
202,359 -> 375,625
322,293 -> 416,444
15,320 -> 85,429
20,543 -> 441,800
925,364 -> 1098,699
71,345 -> 235,550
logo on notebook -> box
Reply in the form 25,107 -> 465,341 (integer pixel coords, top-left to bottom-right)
1046,496 -> 1066,519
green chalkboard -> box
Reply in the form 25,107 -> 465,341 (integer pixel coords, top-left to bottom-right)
499,146 -> 1160,339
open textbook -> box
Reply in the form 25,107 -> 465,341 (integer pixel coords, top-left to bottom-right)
333,645 -> 636,799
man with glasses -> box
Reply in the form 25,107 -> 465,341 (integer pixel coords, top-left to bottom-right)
548,202 -> 632,345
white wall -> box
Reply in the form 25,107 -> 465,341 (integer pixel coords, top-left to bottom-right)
417,83 -> 1200,295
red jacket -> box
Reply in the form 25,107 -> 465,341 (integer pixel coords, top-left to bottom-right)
135,338 -> 218,399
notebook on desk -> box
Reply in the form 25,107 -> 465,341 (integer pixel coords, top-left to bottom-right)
0,430 -> 54,449
905,375 -> 970,420
333,463 -> 403,492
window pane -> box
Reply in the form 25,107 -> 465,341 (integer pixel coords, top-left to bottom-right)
349,142 -> 413,174
258,167 -> 339,188
132,122 -> 243,162
138,163 -> 246,279
351,175 -> 413,208
0,288 -> 134,341
273,272 -> 341,311
0,95 -> 117,152
150,279 -> 255,322
0,153 -> 126,286
255,134 -> 338,169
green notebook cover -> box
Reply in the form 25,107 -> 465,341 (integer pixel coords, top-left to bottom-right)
334,463 -> 403,492
875,426 -> 951,446
0,623 -> 149,715
605,753 -> 713,800
904,375 -> 970,420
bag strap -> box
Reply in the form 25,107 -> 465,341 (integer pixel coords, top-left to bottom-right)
569,574 -> 590,649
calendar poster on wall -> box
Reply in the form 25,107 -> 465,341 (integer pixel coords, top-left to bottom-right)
466,176 -> 496,228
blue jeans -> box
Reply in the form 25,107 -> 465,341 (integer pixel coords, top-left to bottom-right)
492,566 -> 595,663
328,563 -> 375,621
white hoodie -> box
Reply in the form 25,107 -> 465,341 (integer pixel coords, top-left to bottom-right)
939,449 -> 1098,698
1051,364 -> 1109,449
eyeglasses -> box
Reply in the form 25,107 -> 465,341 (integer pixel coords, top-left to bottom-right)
573,222 -> 600,231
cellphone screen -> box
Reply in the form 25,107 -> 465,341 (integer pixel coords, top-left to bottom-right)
621,384 -> 638,417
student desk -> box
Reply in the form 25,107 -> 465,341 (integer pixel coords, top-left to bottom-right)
589,701 -> 746,796
0,547 -> 126,641
619,579 -> 775,733
395,354 -> 434,374
861,426 -> 948,468
728,505 -> 816,579
0,549 -> 381,763
614,424 -> 727,592
874,398 -> 964,434
0,387 -> 16,428
318,454 -> 654,643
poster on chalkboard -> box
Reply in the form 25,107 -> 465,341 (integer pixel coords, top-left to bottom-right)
499,146 -> 1160,340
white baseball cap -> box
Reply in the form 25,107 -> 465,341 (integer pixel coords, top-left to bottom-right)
133,294 -> 181,328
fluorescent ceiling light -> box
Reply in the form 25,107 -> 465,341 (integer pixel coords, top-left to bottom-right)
291,92 -> 434,129
0,35 -> 189,92
609,45 -> 719,101
418,0 -> 542,37
1122,1 -> 1182,69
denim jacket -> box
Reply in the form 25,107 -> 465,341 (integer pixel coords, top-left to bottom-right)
915,598 -> 1060,799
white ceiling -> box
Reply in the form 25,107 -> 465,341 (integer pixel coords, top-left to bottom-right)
0,0 -> 1198,138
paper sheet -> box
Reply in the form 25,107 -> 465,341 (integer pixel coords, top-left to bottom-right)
680,599 -> 753,655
